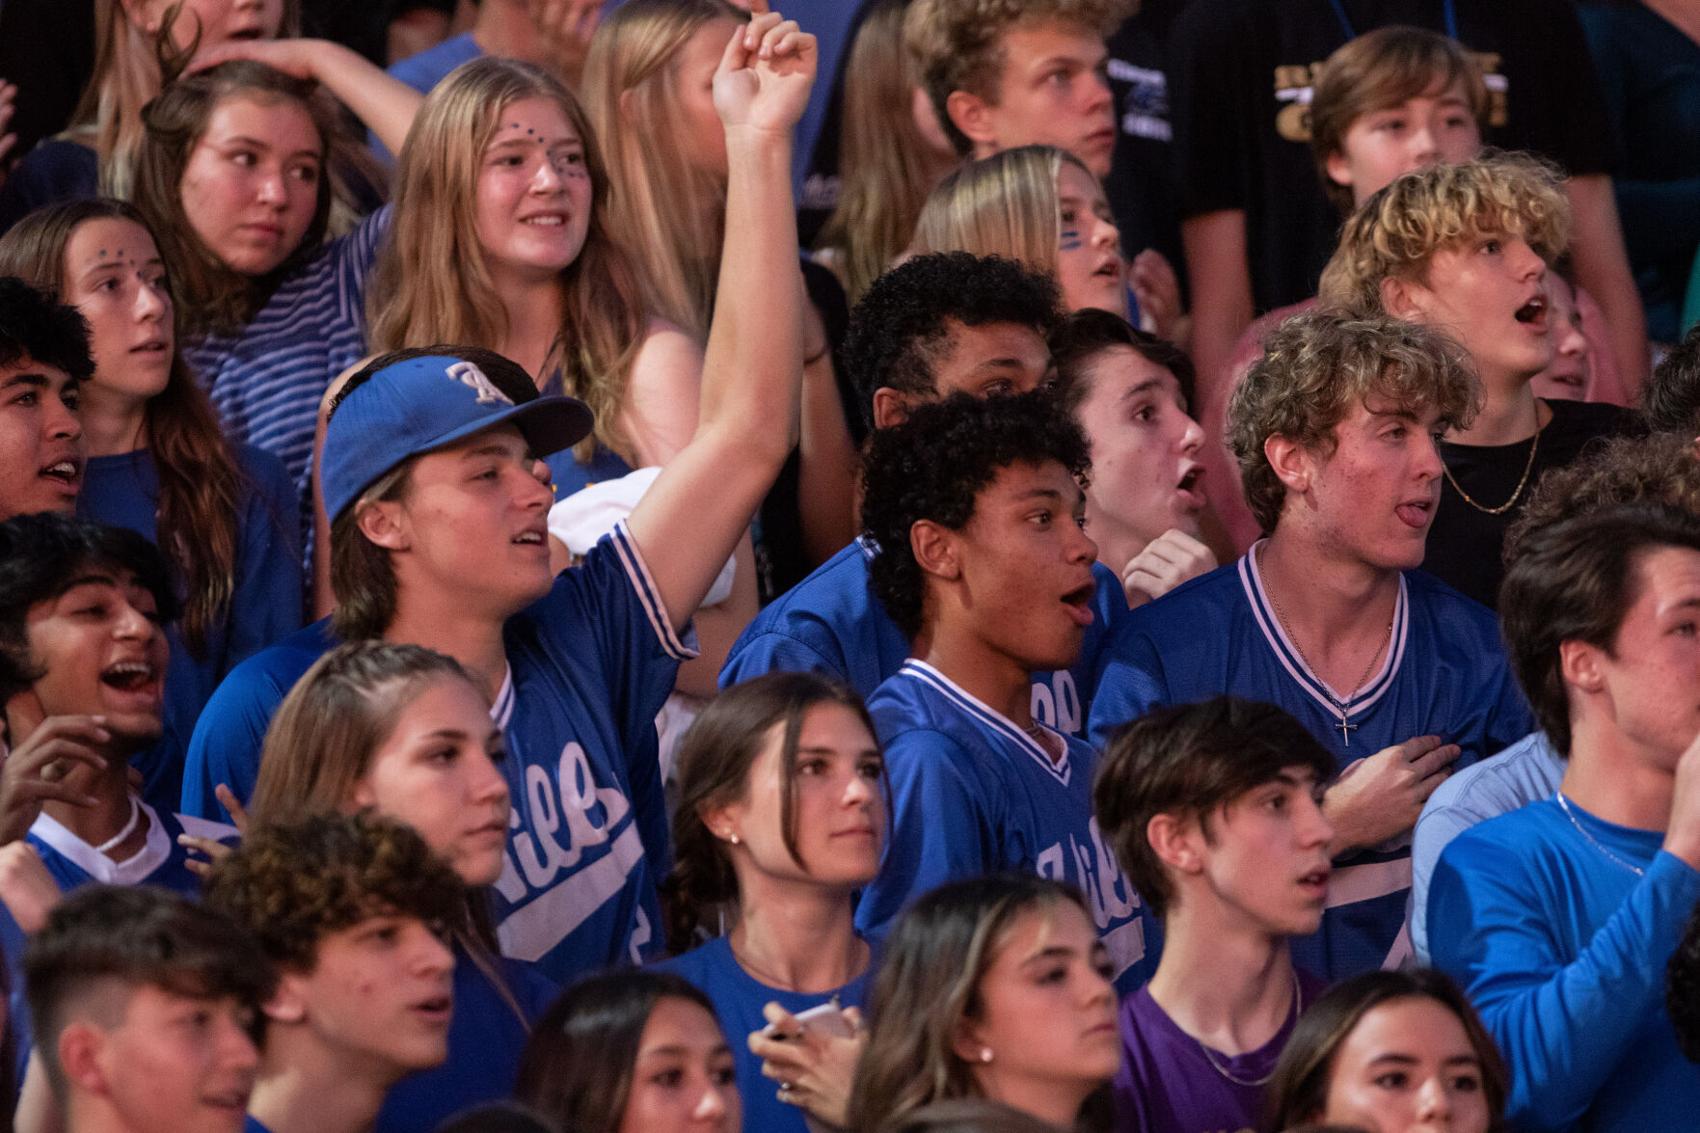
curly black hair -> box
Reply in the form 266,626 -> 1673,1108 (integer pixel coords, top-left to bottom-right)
860,390 -> 1090,641
1645,322 -> 1700,437
841,252 -> 1064,429
0,513 -> 179,703
0,276 -> 93,384
203,812 -> 466,973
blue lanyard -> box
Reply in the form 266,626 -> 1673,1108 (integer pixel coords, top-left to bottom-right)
1327,0 -> 1458,40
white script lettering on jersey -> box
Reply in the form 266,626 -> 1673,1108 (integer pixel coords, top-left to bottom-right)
1037,812 -> 1147,982
446,360 -> 512,406
1031,670 -> 1082,736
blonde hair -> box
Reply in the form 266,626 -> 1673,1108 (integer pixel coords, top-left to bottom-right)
1227,310 -> 1479,534
71,0 -> 301,200
582,0 -> 746,341
904,0 -> 1130,156
815,0 -> 954,304
1318,151 -> 1571,318
910,145 -> 1088,279
366,57 -> 648,462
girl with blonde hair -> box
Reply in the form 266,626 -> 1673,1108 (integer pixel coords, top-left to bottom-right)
241,639 -> 558,1133
814,0 -> 963,305
585,0 -> 858,582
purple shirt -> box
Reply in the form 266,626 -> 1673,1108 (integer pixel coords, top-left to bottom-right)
1112,970 -> 1327,1133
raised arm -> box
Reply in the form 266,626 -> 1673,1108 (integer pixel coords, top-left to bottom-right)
624,4 -> 812,632
192,38 -> 425,158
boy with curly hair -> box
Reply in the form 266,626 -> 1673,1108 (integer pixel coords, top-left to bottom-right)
1320,152 -> 1632,608
203,813 -> 465,1133
852,390 -> 1156,992
1089,309 -> 1534,980
904,0 -> 1128,179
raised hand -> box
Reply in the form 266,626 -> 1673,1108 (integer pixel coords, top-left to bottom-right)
1323,734 -> 1460,853
529,0 -> 602,88
712,3 -> 817,138
748,1001 -> 866,1128
1122,528 -> 1216,608
1130,248 -> 1187,346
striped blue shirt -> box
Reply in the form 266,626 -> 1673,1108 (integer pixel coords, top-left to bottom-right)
185,206 -> 390,507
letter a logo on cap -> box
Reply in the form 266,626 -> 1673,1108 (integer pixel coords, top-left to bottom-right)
446,361 -> 512,406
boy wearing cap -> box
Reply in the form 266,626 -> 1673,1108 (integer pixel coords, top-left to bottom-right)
182,22 -> 816,985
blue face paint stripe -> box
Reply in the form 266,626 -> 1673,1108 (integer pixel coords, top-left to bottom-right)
1059,229 -> 1083,251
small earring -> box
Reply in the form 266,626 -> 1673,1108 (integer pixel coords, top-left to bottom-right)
979,1047 -> 993,1064
728,833 -> 740,845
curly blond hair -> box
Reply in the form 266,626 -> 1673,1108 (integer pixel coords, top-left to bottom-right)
1228,310 -> 1479,534
1318,151 -> 1570,317
904,0 -> 1132,156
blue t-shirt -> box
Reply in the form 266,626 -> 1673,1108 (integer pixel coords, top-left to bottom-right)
388,32 -> 482,95
0,803 -> 232,1089
721,539 -> 1126,738
376,945 -> 557,1133
80,442 -> 303,809
858,660 -> 1158,995
1087,548 -> 1534,980
1429,798 -> 1700,1131
185,524 -> 688,983
654,935 -> 872,1133
0,138 -> 97,235
186,206 -> 390,515
1410,730 -> 1563,964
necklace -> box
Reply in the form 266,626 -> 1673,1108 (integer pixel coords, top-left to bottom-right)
1195,969 -> 1303,1088
1265,576 -> 1389,747
1441,402 -> 1542,516
93,795 -> 141,855
1555,793 -> 1646,878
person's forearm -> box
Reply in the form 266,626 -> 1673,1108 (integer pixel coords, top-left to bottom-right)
303,40 -> 424,158
1181,210 -> 1256,416
1567,174 -> 1649,387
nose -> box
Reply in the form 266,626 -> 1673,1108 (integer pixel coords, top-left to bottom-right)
45,389 -> 81,442
1413,426 -> 1444,481
135,277 -> 169,323
1416,1074 -> 1454,1123
255,169 -> 287,207
1067,517 -> 1098,566
218,1013 -> 262,1072
1511,239 -> 1546,281
519,461 -> 554,510
692,1078 -> 729,1122
113,597 -> 154,640
471,750 -> 511,810
1409,117 -> 1439,164
1296,791 -> 1335,849
1091,211 -> 1120,251
1176,410 -> 1204,454
1084,67 -> 1113,113
411,925 -> 457,977
530,155 -> 564,194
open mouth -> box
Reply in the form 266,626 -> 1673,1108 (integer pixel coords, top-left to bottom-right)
130,339 -> 168,355
40,459 -> 80,489
521,214 -> 568,227
1297,869 -> 1330,896
412,995 -> 452,1025
1092,258 -> 1122,280
1394,497 -> 1433,529
1514,295 -> 1547,329
100,660 -> 157,692
511,528 -> 546,548
1176,466 -> 1207,507
1061,582 -> 1096,628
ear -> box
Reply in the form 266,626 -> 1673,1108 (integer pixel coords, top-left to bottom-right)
117,0 -> 159,33
950,1016 -> 988,1066
1323,149 -> 1354,190
910,520 -> 961,583
944,90 -> 997,154
1146,812 -> 1206,878
617,87 -> 635,124
1263,433 -> 1314,496
348,774 -> 378,812
58,1023 -> 109,1096
264,974 -> 309,1026
871,388 -> 911,430
1559,639 -> 1607,696
695,797 -> 742,848
4,688 -> 47,747
1379,273 -> 1429,322
355,499 -> 411,553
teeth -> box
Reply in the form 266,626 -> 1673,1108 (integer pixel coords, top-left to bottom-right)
513,532 -> 543,544
44,462 -> 76,478
523,216 -> 565,226
105,661 -> 152,678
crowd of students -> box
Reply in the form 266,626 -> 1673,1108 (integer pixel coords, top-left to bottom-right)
0,1 -> 1699,1132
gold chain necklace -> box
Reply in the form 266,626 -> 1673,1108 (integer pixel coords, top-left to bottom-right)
1441,402 -> 1542,516
1263,554 -> 1390,747
1194,969 -> 1303,1087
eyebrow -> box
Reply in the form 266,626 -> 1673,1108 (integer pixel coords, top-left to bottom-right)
1119,378 -> 1168,402
58,573 -> 122,596
795,743 -> 883,758
639,1043 -> 733,1059
461,441 -> 524,460
1367,1052 -> 1481,1068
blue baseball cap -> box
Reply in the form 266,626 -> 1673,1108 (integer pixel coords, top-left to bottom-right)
322,353 -> 594,522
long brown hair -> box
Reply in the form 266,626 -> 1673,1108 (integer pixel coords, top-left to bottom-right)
132,60 -> 338,336
367,58 -> 647,463
662,671 -> 882,953
0,198 -> 251,659
70,0 -> 303,200
251,639 -> 526,1022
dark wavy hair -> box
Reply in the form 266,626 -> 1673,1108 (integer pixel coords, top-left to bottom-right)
1644,322 -> 1700,437
1267,968 -> 1508,1130
661,671 -> 884,952
0,274 -> 94,384
517,969 -> 725,1133
0,199 -> 276,658
0,513 -> 178,702
842,252 -> 1063,429
1048,306 -> 1196,419
859,390 -> 1090,640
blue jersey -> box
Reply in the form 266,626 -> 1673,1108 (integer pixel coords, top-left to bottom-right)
186,524 -> 687,983
1430,800 -> 1700,1131
0,803 -> 229,1091
376,946 -> 557,1133
82,443 -> 303,813
655,935 -> 873,1133
1087,550 -> 1533,979
859,660 -> 1158,994
720,539 -> 1128,737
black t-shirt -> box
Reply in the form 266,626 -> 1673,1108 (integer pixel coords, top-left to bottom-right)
1423,399 -> 1634,609
1104,0 -> 1188,287
0,0 -> 95,167
1169,0 -> 1617,312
